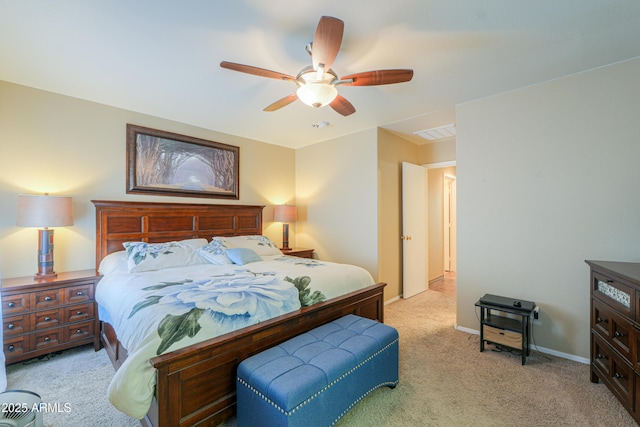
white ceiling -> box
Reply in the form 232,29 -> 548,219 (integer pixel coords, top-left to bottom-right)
2,1 -> 639,149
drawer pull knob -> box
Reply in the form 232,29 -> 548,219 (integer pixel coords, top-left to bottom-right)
614,372 -> 624,379
7,324 -> 14,330
44,336 -> 50,342
596,353 -> 607,360
7,345 -> 14,352
614,331 -> 624,338
44,317 -> 51,322
7,302 -> 14,308
76,291 -> 83,296
76,311 -> 82,315
76,329 -> 82,334
595,317 -> 606,324
44,296 -> 52,302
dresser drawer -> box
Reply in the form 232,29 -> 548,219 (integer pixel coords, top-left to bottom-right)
3,335 -> 30,359
32,308 -> 61,330
592,297 -> 634,361
64,283 -> 93,304
63,321 -> 94,342
2,294 -> 31,315
62,303 -> 94,323
34,329 -> 60,351
592,331 -> 635,409
593,331 -> 615,376
592,271 -> 634,320
3,315 -> 30,337
34,288 -> 63,310
484,325 -> 522,350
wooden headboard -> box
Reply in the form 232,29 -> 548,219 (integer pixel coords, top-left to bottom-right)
92,200 -> 264,267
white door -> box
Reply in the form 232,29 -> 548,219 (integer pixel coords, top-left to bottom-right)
402,162 -> 428,298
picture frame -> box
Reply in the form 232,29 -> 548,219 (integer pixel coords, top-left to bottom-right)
126,124 -> 239,199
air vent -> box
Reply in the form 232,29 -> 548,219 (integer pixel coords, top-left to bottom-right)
413,123 -> 456,141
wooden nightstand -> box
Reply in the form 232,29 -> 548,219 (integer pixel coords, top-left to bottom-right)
281,248 -> 315,259
1,269 -> 101,365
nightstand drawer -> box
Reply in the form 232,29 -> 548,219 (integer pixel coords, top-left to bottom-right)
3,335 -> 30,358
3,315 -> 30,337
32,308 -> 61,330
484,325 -> 522,349
62,303 -> 94,323
34,329 -> 60,351
34,288 -> 63,309
63,321 -> 93,342
2,294 -> 31,315
64,283 -> 93,304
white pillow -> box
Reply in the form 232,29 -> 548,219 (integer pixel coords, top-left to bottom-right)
213,235 -> 282,256
98,251 -> 128,275
123,238 -> 208,272
197,239 -> 233,265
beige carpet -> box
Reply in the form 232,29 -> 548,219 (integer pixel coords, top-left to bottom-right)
6,279 -> 637,426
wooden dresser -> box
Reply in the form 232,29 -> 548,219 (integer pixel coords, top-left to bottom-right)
1,269 -> 101,365
587,260 -> 640,422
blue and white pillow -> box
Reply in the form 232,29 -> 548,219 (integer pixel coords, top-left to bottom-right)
197,239 -> 233,265
123,239 -> 207,272
213,235 -> 282,256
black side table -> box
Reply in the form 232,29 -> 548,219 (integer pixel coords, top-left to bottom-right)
475,294 -> 536,365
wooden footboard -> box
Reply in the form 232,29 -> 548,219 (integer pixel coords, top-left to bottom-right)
101,282 -> 385,427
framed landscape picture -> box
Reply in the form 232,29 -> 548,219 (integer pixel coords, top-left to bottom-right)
126,124 -> 239,199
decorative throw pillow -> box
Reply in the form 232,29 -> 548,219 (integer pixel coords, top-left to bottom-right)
197,239 -> 233,265
213,235 -> 282,256
225,248 -> 263,265
122,240 -> 205,272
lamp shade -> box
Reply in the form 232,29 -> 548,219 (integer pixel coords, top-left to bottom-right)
17,194 -> 73,227
274,205 -> 297,223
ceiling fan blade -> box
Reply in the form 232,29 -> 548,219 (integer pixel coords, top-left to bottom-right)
330,95 -> 356,116
264,93 -> 299,112
341,69 -> 414,86
220,61 -> 295,81
312,16 -> 344,71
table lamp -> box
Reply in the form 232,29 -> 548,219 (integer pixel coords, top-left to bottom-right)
16,194 -> 73,279
273,205 -> 297,250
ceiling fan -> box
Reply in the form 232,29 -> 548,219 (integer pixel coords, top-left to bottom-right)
220,16 -> 414,116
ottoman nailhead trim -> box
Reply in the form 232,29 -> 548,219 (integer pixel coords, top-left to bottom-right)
330,379 -> 399,426
237,337 -> 399,417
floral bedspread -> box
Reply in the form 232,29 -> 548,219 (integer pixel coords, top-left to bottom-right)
95,255 -> 374,419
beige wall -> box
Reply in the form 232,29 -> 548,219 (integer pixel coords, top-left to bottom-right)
377,129 -> 420,300
0,81 -> 295,279
420,139 -> 456,164
295,129 -> 379,280
456,57 -> 640,358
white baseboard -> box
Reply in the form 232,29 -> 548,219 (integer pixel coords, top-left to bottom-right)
385,295 -> 401,305
454,324 -> 590,365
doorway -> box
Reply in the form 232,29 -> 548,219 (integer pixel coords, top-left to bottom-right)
425,164 -> 457,285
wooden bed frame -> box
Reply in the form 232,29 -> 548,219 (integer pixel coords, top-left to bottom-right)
92,200 -> 386,427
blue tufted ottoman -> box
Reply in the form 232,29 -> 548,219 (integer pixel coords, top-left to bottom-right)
236,314 -> 399,427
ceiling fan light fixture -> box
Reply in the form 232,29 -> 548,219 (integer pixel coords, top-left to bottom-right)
296,83 -> 338,108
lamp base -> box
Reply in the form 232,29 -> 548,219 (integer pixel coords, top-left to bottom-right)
34,272 -> 58,280
35,228 -> 57,280
281,223 -> 291,250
